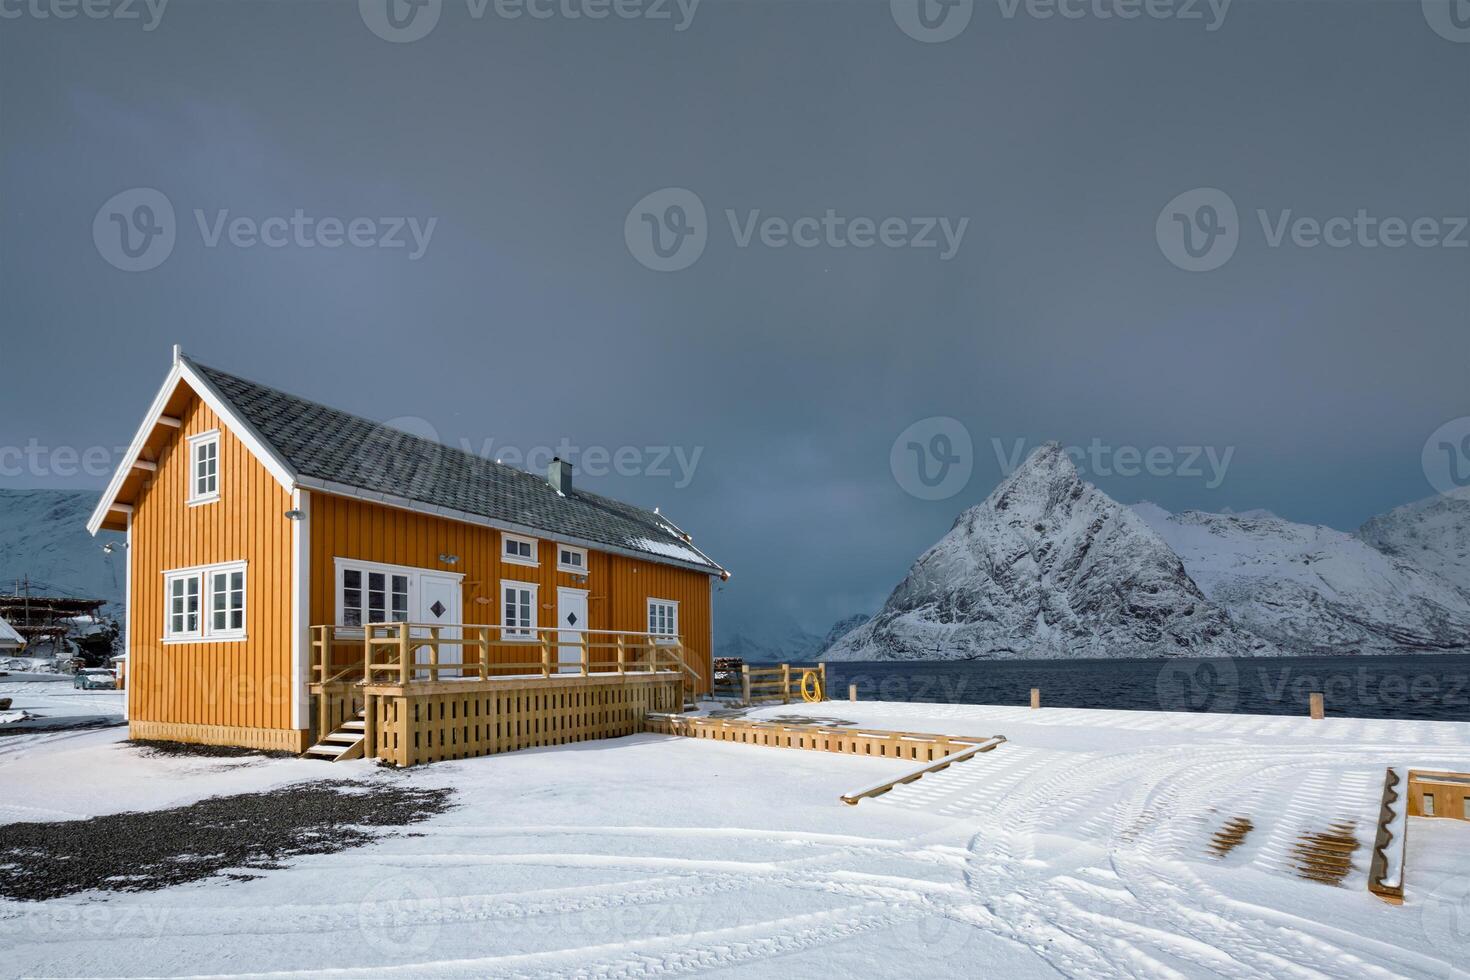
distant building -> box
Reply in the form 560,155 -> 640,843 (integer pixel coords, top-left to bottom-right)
0,614 -> 23,654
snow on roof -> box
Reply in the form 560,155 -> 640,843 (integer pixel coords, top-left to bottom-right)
0,615 -> 23,646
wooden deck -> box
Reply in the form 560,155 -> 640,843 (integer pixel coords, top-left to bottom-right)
308,623 -> 696,765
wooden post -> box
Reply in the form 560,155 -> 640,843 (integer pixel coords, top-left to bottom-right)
1030,687 -> 1040,710
316,689 -> 328,742
429,626 -> 440,683
1310,692 -> 1324,720
580,632 -> 589,677
478,627 -> 489,681
849,683 -> 857,702
617,634 -> 626,675
540,630 -> 552,678
819,663 -> 827,701
363,693 -> 376,761
782,663 -> 791,704
741,665 -> 751,705
398,623 -> 410,687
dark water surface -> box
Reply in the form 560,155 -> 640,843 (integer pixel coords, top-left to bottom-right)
821,654 -> 1470,722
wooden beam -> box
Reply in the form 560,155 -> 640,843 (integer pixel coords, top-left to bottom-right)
109,503 -> 135,514
158,416 -> 183,428
132,460 -> 158,472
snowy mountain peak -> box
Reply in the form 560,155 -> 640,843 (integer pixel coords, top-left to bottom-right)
1357,488 -> 1470,597
1135,502 -> 1470,654
827,445 -> 1272,662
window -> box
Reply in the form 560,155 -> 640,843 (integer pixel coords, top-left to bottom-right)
188,430 -> 220,504
209,567 -> 245,638
1424,793 -> 1436,816
167,573 -> 201,639
163,561 -> 246,641
339,564 -> 410,629
503,533 -> 537,566
557,545 -> 587,574
502,580 -> 537,639
648,598 -> 678,642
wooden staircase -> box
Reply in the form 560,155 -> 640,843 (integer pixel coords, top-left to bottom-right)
303,710 -> 366,762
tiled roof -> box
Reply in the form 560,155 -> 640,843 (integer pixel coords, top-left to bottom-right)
191,360 -> 724,576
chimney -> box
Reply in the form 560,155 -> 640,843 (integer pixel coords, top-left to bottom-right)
548,457 -> 572,495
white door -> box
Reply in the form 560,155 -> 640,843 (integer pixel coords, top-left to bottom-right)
416,574 -> 462,677
557,587 -> 589,673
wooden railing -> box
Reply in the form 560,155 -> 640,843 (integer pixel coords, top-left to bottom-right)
309,623 -> 701,691
717,663 -> 826,704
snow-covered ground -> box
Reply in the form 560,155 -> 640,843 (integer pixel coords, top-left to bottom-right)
0,676 -> 124,746
4,701 -> 1470,978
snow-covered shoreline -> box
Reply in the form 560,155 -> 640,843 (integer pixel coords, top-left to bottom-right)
4,697 -> 1469,978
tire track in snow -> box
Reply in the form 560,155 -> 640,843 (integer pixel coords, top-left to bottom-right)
163,901 -> 912,980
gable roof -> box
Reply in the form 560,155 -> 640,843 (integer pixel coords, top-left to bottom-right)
0,614 -> 23,647
89,353 -> 727,579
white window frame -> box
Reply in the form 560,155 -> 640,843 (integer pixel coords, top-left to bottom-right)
205,562 -> 248,640
334,557 -> 416,634
163,560 -> 247,643
502,533 -> 538,567
501,579 -> 539,641
187,429 -> 221,506
556,544 -> 588,575
647,598 -> 679,644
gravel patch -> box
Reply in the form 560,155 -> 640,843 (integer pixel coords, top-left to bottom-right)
127,738 -> 300,760
0,781 -> 454,901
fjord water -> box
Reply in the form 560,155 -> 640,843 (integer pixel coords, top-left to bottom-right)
823,654 -> 1470,722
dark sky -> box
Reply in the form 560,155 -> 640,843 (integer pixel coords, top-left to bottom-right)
2,0 -> 1466,640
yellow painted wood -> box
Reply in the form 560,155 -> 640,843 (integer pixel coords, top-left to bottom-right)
128,392 -> 299,741
129,719 -> 309,753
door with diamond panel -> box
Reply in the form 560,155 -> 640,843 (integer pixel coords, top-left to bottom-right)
415,573 -> 462,677
557,587 -> 589,673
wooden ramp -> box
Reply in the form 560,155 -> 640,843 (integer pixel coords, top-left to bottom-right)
642,713 -> 1005,803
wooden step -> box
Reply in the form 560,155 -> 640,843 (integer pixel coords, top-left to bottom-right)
324,732 -> 363,746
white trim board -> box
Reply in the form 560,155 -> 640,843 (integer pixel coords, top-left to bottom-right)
290,489 -> 309,731
87,354 -> 297,535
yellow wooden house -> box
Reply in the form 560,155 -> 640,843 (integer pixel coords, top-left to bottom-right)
89,347 -> 727,763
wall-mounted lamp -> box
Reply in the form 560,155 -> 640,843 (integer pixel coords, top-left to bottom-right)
284,509 -> 305,521
438,553 -> 460,565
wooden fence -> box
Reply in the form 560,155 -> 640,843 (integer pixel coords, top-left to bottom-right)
644,713 -> 996,762
709,663 -> 827,704
308,622 -> 694,766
